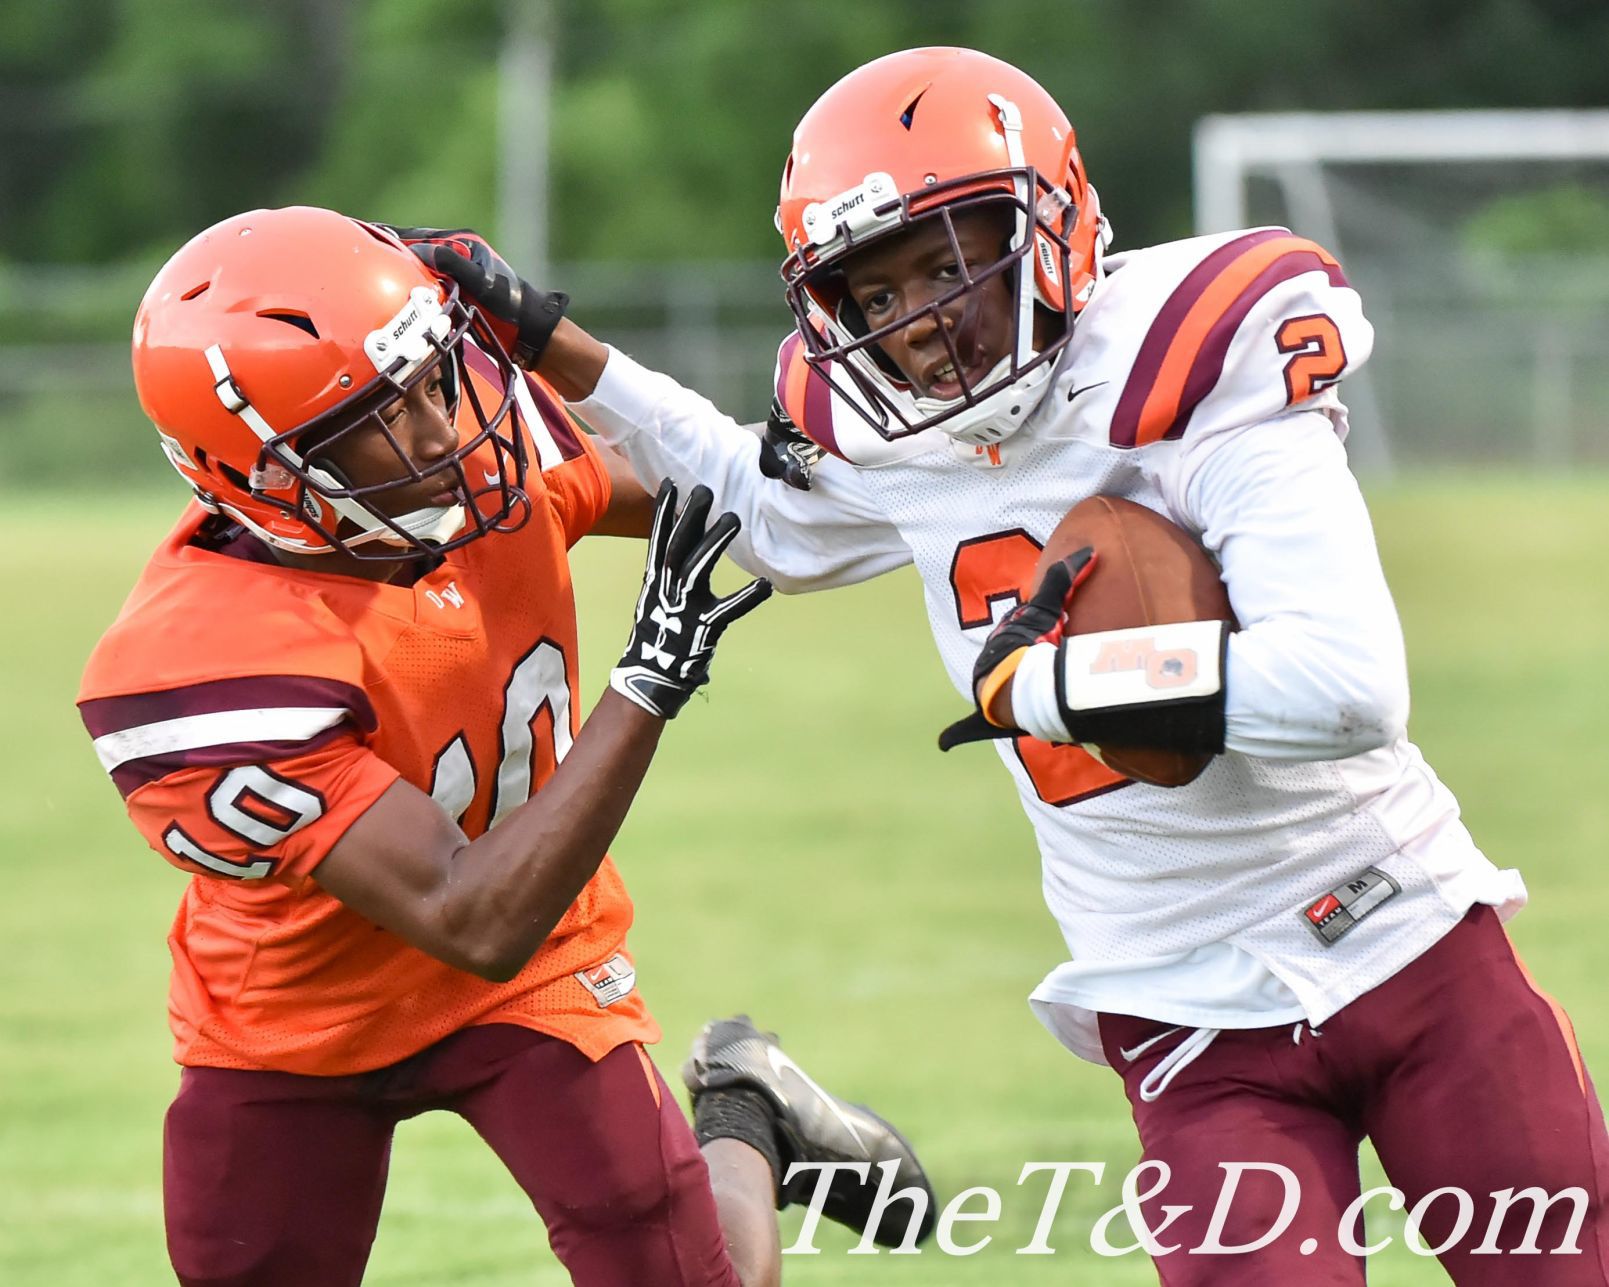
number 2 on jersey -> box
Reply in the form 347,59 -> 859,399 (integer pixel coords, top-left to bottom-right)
949,532 -> 1127,807
1276,313 -> 1346,405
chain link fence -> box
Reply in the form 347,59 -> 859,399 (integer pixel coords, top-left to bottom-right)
0,259 -> 794,490
8,184 -> 1609,489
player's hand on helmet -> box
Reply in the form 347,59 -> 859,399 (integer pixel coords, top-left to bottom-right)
610,480 -> 773,719
380,224 -> 568,369
938,547 -> 1095,750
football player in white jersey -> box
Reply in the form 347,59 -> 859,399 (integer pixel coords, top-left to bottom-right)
405,47 -> 1608,1283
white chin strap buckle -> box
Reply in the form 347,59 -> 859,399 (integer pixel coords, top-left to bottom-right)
374,502 -> 468,549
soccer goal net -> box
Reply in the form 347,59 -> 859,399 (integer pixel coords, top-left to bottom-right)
1194,109 -> 1609,474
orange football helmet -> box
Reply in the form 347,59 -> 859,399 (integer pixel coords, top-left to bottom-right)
131,206 -> 529,559
777,47 -> 1106,448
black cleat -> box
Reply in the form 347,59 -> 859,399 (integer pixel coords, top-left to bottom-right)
683,1014 -> 937,1247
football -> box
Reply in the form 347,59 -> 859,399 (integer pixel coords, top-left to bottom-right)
1030,495 -> 1233,787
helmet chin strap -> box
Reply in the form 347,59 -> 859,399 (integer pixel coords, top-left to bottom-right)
213,499 -> 331,554
366,500 -> 467,548
301,456 -> 467,551
911,355 -> 1055,446
210,492 -> 464,554
987,93 -> 1038,379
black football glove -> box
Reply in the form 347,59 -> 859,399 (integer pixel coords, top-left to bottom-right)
611,480 -> 773,718
380,225 -> 568,369
757,397 -> 824,492
938,548 -> 1094,751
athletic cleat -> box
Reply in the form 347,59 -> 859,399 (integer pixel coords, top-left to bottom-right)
683,1014 -> 937,1247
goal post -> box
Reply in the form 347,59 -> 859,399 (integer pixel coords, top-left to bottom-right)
1193,109 -> 1609,474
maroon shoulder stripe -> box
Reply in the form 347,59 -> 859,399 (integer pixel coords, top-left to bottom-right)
774,331 -> 802,407
803,358 -> 840,460
776,331 -> 847,460
1164,249 -> 1349,445
1110,230 -> 1348,448
79,674 -> 374,739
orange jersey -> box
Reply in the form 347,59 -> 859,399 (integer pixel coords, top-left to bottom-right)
79,362 -> 659,1075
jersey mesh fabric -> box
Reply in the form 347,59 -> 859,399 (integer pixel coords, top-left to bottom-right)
81,367 -> 660,1075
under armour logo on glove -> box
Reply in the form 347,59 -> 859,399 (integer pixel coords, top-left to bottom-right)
610,481 -> 773,718
641,639 -> 678,669
642,604 -> 688,670
648,605 -> 684,635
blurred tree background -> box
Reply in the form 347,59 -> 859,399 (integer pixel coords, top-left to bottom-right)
5,0 -> 1609,485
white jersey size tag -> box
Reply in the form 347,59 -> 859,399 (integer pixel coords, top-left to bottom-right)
575,953 -> 637,1008
1059,620 -> 1225,711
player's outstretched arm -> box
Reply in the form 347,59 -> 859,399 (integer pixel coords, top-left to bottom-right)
313,482 -> 771,980
385,222 -> 911,592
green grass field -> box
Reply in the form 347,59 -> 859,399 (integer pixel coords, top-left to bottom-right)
3,475 -> 1607,1286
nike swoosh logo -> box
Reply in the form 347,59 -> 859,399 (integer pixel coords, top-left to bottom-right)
1066,380 -> 1109,404
1118,1025 -> 1184,1063
766,1045 -> 869,1152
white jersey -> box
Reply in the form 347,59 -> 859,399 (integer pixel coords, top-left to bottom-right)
575,227 -> 1525,1064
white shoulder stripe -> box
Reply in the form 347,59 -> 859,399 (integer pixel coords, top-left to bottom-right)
511,371 -> 563,471
93,707 -> 349,773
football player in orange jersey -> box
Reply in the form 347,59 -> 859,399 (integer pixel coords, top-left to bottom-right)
80,206 -> 933,1287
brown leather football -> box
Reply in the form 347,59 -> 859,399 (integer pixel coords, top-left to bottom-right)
1031,495 -> 1233,787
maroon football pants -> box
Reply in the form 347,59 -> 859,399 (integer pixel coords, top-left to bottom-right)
1100,906 -> 1609,1285
163,1025 -> 741,1287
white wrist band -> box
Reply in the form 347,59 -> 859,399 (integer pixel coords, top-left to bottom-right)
1011,642 -> 1073,743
